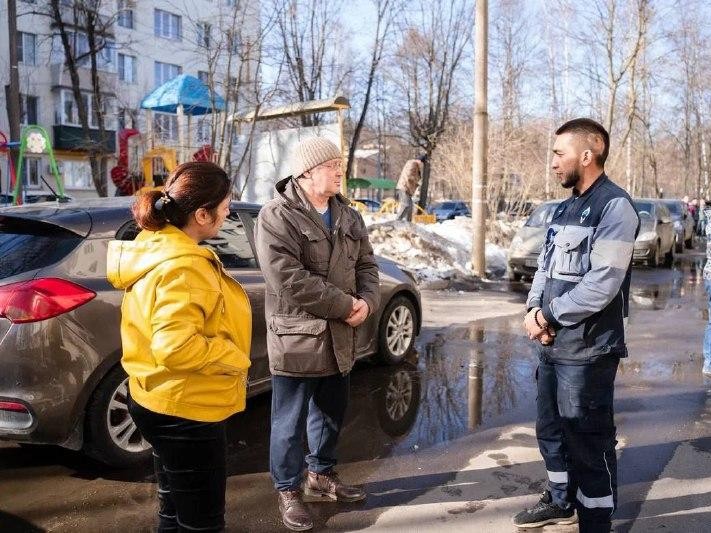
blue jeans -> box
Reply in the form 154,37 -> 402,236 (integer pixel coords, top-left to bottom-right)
536,354 -> 619,532
269,373 -> 350,491
704,280 -> 711,373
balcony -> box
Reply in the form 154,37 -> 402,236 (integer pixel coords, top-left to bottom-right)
53,125 -> 116,153
51,64 -> 117,93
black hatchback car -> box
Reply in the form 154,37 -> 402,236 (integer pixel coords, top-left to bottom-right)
0,198 -> 421,467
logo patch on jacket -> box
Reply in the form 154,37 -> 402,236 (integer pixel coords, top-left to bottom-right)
580,206 -> 591,223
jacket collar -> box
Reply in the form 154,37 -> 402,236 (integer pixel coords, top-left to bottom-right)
573,172 -> 607,198
274,176 -> 352,237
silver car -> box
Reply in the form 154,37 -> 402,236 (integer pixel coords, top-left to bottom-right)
660,199 -> 696,252
0,198 -> 421,467
633,199 -> 675,267
507,200 -> 561,281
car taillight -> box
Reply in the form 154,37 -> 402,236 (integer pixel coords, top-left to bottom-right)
0,401 -> 29,413
0,278 -> 96,324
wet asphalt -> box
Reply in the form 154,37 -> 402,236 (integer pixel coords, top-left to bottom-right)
1,251 -> 710,532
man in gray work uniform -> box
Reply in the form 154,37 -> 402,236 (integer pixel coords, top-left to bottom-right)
513,118 -> 640,533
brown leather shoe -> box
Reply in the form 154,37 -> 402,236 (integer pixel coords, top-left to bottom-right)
278,490 -> 313,531
304,470 -> 366,502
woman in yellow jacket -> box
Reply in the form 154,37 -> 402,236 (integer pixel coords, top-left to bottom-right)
107,161 -> 251,532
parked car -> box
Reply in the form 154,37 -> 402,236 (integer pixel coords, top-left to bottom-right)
352,198 -> 381,213
427,200 -> 470,221
0,198 -> 421,467
660,199 -> 695,252
507,200 -> 561,281
633,199 -> 675,267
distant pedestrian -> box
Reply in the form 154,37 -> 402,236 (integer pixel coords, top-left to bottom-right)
255,137 -> 380,531
108,161 -> 252,532
703,204 -> 711,376
396,154 -> 426,221
514,118 -> 639,532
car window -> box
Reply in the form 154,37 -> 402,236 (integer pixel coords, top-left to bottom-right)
525,203 -> 559,228
634,201 -> 654,217
204,214 -> 257,269
663,202 -> 681,216
115,215 -> 258,270
0,218 -> 82,278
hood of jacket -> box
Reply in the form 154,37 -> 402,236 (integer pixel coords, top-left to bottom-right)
107,224 -> 216,289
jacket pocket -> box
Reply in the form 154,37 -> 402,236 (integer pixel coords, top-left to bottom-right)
300,228 -> 331,268
552,228 -> 590,279
268,315 -> 331,373
343,225 -> 364,263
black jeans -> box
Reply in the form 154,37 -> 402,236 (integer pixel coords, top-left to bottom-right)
269,373 -> 350,491
128,394 -> 227,532
536,354 -> 619,533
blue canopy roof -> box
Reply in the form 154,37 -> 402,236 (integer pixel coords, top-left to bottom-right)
140,74 -> 225,116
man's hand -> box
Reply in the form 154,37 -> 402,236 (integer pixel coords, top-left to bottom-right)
524,307 -> 555,345
345,298 -> 369,328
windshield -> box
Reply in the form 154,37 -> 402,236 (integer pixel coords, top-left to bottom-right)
635,202 -> 656,232
661,201 -> 682,218
634,201 -> 655,217
434,202 -> 457,209
525,203 -> 560,228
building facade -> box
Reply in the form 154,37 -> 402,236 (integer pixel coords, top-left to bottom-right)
0,0 -> 259,199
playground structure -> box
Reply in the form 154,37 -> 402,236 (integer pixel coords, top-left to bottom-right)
110,74 -> 226,194
1,125 -> 66,205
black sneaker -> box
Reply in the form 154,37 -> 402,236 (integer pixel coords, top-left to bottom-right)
512,491 -> 577,528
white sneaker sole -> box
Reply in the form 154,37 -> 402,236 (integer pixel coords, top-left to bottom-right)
512,511 -> 578,528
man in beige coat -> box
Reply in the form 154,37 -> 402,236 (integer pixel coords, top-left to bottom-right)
396,154 -> 427,221
255,137 -> 380,531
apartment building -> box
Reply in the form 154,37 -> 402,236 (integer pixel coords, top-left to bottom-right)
0,0 -> 259,198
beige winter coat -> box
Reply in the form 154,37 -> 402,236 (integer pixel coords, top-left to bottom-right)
396,159 -> 424,196
254,176 -> 380,377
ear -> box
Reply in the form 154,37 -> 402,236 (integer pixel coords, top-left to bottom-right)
580,149 -> 593,167
193,207 -> 212,226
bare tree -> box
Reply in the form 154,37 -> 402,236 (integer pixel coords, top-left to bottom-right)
270,0 -> 353,127
344,0 -> 399,181
46,0 -> 117,196
391,0 -> 473,208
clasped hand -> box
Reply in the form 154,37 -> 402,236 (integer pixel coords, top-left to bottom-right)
345,296 -> 369,327
524,307 -> 555,346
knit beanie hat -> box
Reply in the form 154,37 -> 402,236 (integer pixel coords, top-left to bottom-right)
289,136 -> 342,178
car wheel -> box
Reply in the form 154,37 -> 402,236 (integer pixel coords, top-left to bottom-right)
685,234 -> 695,249
664,241 -> 675,268
376,296 -> 417,365
375,367 -> 421,437
84,365 -> 152,467
675,236 -> 684,254
647,244 -> 660,268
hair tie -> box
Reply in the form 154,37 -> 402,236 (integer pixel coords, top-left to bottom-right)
154,192 -> 173,211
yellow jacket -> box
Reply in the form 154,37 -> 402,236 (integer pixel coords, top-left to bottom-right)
107,225 -> 251,422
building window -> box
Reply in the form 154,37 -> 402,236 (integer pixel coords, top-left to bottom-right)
23,157 -> 41,188
20,95 -> 38,125
117,0 -> 134,29
196,22 -> 211,48
226,0 -> 238,6
227,30 -> 241,55
17,32 -> 37,65
58,89 -> 105,128
154,9 -> 182,40
98,39 -> 116,71
154,113 -> 178,141
154,61 -> 182,87
198,70 -> 210,85
196,118 -> 211,144
118,53 -> 136,83
59,159 -> 93,189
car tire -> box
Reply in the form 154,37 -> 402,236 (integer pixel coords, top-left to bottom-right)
664,242 -> 674,268
375,367 -> 421,437
647,244 -> 660,268
675,236 -> 684,254
84,365 -> 152,467
376,296 -> 418,365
